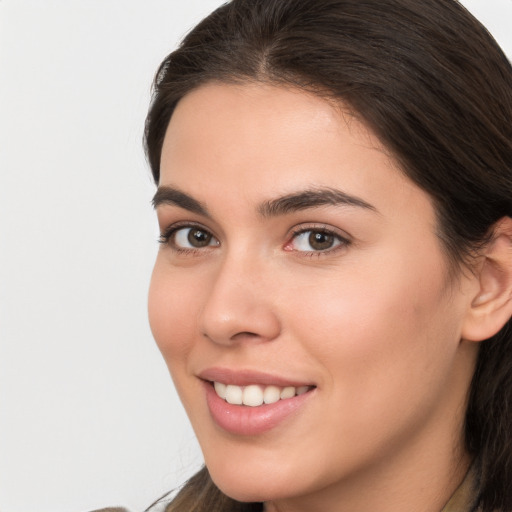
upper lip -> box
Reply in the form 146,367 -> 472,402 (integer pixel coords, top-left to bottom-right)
198,367 -> 315,388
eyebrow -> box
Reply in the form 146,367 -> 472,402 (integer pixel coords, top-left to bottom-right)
152,185 -> 377,217
152,186 -> 210,217
258,187 -> 377,217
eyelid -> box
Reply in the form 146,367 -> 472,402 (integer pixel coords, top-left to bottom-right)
158,221 -> 219,250
158,220 -> 351,256
285,223 -> 352,254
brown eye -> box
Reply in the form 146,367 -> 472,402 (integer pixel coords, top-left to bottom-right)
173,227 -> 218,249
290,229 -> 344,252
308,231 -> 335,251
187,228 -> 213,247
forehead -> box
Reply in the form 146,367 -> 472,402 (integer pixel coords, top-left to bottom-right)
159,82 -> 432,222
162,82 -> 380,167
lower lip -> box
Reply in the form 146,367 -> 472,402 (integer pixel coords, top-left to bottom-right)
204,381 -> 314,436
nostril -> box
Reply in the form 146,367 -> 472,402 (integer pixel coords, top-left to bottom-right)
232,331 -> 259,340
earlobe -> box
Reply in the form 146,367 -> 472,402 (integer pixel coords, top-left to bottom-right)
461,217 -> 512,342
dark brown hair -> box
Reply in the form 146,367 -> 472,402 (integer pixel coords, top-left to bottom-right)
144,1 -> 512,510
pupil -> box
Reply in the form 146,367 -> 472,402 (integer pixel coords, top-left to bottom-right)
309,231 -> 333,250
188,229 -> 211,247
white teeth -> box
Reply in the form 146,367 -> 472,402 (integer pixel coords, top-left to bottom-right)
296,386 -> 309,395
280,386 -> 296,399
225,384 -> 243,405
263,385 -> 281,404
243,385 -> 264,407
214,381 -> 227,399
213,382 -> 312,406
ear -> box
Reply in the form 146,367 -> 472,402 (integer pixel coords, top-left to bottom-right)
461,217 -> 512,342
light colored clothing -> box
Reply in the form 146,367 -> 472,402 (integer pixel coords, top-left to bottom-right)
442,465 -> 480,512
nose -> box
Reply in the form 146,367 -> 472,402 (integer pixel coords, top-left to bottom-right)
199,255 -> 281,346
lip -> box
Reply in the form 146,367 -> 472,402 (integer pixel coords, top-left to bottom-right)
198,367 -> 314,387
199,367 -> 316,436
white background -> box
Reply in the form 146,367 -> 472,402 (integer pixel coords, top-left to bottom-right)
0,1 -> 511,511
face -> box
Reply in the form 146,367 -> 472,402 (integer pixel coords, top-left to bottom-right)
149,83 -> 477,510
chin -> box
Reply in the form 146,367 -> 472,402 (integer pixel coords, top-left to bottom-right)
211,476 -> 284,504
206,456 -> 310,504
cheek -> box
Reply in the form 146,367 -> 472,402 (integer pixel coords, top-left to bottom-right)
277,262 -> 461,475
284,248 -> 457,408
148,259 -> 200,364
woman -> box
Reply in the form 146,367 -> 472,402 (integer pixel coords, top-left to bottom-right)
144,0 -> 512,510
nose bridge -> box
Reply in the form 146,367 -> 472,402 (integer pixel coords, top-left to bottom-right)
199,248 -> 281,345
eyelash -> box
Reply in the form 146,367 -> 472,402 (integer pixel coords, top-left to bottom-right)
158,223 -> 351,256
158,222 -> 219,254
286,225 -> 351,256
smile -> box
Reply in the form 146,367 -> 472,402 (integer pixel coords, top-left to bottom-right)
203,378 -> 316,435
213,381 -> 312,407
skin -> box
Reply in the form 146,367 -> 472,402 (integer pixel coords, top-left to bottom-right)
149,83 -> 481,512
